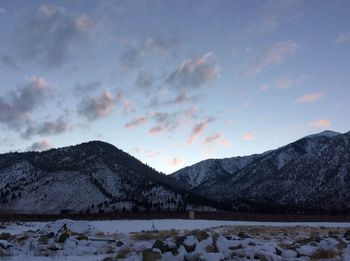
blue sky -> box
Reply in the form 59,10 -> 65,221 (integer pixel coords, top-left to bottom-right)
0,0 -> 349,173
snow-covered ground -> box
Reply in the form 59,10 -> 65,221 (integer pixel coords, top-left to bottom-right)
1,219 -> 350,260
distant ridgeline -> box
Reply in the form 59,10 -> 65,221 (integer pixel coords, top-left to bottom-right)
0,130 -> 350,215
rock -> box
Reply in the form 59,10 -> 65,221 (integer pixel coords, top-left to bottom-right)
76,234 -> 88,241
237,231 -> 251,239
47,232 -> 55,238
275,246 -> 283,256
142,248 -> 161,261
183,236 -> 198,253
38,235 -> 49,244
47,243 -> 61,251
344,230 -> 350,238
0,233 -> 13,240
282,249 -> 297,258
116,240 -> 124,247
195,230 -> 210,241
254,252 -> 272,261
57,231 -> 70,243
296,245 -> 316,256
225,236 -> 232,240
152,240 -> 169,254
101,257 -> 113,261
247,241 -> 256,246
308,241 -> 318,247
0,225 -> 6,229
175,236 -> 187,248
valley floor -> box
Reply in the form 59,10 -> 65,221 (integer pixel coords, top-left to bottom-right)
1,219 -> 350,260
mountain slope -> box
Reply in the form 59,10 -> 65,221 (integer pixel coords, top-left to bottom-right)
171,130 -> 350,213
0,141 -> 207,214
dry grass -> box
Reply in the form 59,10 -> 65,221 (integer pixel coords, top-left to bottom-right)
131,229 -> 178,241
0,232 -> 15,240
116,247 -> 133,259
310,248 -> 337,260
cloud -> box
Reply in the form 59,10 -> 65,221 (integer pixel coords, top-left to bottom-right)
0,76 -> 52,129
249,0 -> 303,35
243,132 -> 256,141
170,157 -> 184,166
22,115 -> 70,139
335,31 -> 350,44
202,133 -> 221,144
252,41 -> 297,75
1,55 -> 20,70
148,125 -> 163,135
259,85 -> 269,91
78,90 -> 121,121
26,139 -> 52,151
16,4 -> 91,68
125,116 -> 148,129
276,76 -> 293,88
74,81 -> 101,93
166,52 -> 219,88
309,119 -> 331,128
146,150 -> 160,158
119,36 -> 179,70
149,91 -> 197,108
188,118 -> 213,144
135,70 -> 154,90
296,92 -> 324,103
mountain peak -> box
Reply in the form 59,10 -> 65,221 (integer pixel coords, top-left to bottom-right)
305,130 -> 341,139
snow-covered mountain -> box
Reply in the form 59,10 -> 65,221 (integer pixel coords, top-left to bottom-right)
171,130 -> 350,213
0,141 -> 207,214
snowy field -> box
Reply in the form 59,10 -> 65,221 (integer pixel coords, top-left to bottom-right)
1,219 -> 350,260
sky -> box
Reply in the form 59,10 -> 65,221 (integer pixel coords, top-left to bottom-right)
0,0 -> 350,174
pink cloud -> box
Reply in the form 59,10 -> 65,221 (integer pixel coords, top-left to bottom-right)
335,31 -> 350,44
26,139 -> 52,151
188,119 -> 212,144
276,76 -> 293,89
125,116 -> 147,129
149,125 -> 163,135
296,92 -> 324,103
146,150 -> 160,158
202,133 -> 221,144
259,85 -> 269,91
309,119 -> 331,128
243,132 -> 256,141
252,40 -> 297,75
170,157 -> 184,166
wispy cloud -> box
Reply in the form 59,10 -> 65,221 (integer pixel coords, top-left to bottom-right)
252,41 -> 297,75
22,114 -> 70,139
202,133 -> 221,144
169,157 -> 184,166
78,90 -> 121,121
166,52 -> 219,88
276,76 -> 293,89
309,119 -> 331,128
243,132 -> 256,141
125,116 -> 147,129
0,76 -> 52,130
335,31 -> 350,44
296,92 -> 324,103
259,85 -> 269,91
188,118 -> 213,144
26,139 -> 52,151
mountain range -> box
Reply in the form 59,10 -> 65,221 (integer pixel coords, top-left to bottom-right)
0,130 -> 349,214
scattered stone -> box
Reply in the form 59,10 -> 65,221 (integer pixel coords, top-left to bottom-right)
237,231 -> 251,239
183,236 -> 197,253
47,232 -> 55,238
76,234 -> 88,241
225,236 -> 232,240
57,231 -> 70,243
101,257 -> 113,261
47,243 -> 61,251
175,236 -> 187,248
0,233 -> 13,240
116,240 -> 124,247
308,241 -> 318,247
142,248 -> 161,261
38,235 -> 49,244
344,230 -> 350,238
247,241 -> 256,246
152,239 -> 169,254
282,249 -> 298,258
275,246 -> 283,256
254,252 -> 272,261
195,230 -> 210,241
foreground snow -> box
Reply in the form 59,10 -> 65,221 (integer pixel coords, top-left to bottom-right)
1,219 -> 350,260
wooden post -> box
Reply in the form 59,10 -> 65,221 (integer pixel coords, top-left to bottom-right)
189,210 -> 195,219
